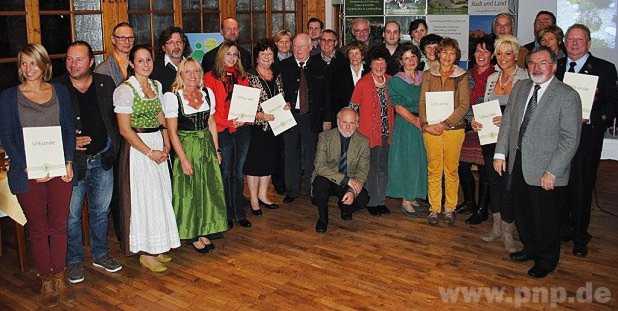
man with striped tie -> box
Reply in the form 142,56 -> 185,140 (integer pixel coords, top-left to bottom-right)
311,108 -> 370,233
494,46 -> 581,278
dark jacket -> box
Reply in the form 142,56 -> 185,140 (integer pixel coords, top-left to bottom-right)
54,73 -> 120,182
279,56 -> 328,132
150,58 -> 177,93
331,60 -> 369,123
0,83 -> 76,194
200,43 -> 253,74
556,53 -> 618,128
308,51 -> 347,125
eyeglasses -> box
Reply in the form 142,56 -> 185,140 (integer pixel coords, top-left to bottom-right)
113,35 -> 135,42
353,29 -> 369,34
527,60 -> 552,67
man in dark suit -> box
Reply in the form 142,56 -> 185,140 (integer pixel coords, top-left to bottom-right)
200,17 -> 252,73
377,20 -> 404,76
151,26 -> 191,93
55,41 -> 123,283
494,46 -> 581,278
312,108 -> 370,233
279,33 -> 328,202
556,24 -> 618,257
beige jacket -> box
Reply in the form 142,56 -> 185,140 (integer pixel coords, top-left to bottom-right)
419,65 -> 470,130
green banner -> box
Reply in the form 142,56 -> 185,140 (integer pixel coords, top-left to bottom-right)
345,0 -> 384,16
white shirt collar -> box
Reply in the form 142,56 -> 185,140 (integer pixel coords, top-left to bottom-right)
295,57 -> 309,67
164,54 -> 180,71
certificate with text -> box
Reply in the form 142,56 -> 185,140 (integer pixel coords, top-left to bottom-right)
472,100 -> 502,145
228,84 -> 261,123
425,91 -> 454,125
563,72 -> 598,120
22,126 -> 66,179
260,93 -> 297,136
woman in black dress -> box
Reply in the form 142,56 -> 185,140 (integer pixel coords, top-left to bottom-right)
244,39 -> 285,215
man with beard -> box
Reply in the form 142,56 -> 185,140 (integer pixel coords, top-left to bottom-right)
201,17 -> 252,73
312,108 -> 369,233
56,41 -> 122,283
494,46 -> 581,278
151,26 -> 191,92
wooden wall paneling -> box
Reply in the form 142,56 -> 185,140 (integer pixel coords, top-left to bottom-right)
24,0 -> 41,43
222,0 -> 235,20
304,0 -> 324,32
101,0 -> 119,56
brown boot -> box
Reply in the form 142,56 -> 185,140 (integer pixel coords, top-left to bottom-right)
39,275 -> 59,307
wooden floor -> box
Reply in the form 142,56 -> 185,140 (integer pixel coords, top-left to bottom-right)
1,162 -> 617,310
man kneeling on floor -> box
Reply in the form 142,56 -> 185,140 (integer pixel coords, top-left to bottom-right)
312,107 -> 370,233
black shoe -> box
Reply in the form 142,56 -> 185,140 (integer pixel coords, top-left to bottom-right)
227,220 -> 234,229
283,196 -> 296,203
192,241 -> 210,253
378,205 -> 390,214
251,208 -> 262,216
367,206 -> 380,216
455,201 -> 475,214
315,220 -> 328,233
527,265 -> 553,278
238,219 -> 252,228
510,251 -> 534,262
465,211 -> 488,225
573,245 -> 588,257
274,186 -> 286,195
259,199 -> 279,209
561,234 -> 573,242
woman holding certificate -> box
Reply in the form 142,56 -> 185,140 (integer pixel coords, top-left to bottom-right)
473,35 -> 528,252
0,44 -> 75,305
162,58 -> 227,253
350,47 -> 395,216
385,43 -> 427,217
113,45 -> 180,272
244,39 -> 283,215
419,38 -> 469,225
203,42 -> 252,229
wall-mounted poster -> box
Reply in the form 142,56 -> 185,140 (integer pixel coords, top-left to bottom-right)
427,0 -> 468,15
344,16 -> 385,45
186,33 -> 224,63
345,0 -> 384,16
427,14 -> 470,61
469,15 -> 494,39
385,0 -> 427,16
387,16 -> 426,42
468,0 -> 510,15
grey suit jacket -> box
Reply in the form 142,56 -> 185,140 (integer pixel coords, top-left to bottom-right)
495,77 -> 582,187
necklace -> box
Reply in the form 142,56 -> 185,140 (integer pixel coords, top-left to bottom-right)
257,69 -> 274,98
183,89 -> 202,109
496,69 -> 515,93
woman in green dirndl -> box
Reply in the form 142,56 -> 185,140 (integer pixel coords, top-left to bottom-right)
162,58 -> 227,253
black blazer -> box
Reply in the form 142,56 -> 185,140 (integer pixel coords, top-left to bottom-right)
151,58 -> 177,93
279,56 -> 327,132
54,72 -> 120,181
556,53 -> 618,128
308,51 -> 348,125
200,43 -> 253,74
330,59 -> 369,123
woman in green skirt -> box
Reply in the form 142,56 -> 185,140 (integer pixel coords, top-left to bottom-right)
162,58 -> 227,253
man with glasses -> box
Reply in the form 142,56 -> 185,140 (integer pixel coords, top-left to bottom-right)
494,46 -> 581,278
556,24 -> 618,258
201,17 -> 252,73
95,22 -> 134,86
348,18 -> 376,50
151,26 -> 191,92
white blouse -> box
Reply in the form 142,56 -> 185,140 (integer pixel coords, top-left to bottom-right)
162,88 -> 216,118
350,65 -> 364,86
113,76 -> 163,114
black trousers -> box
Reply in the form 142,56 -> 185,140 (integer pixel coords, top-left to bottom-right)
560,124 -> 605,247
311,176 -> 369,223
511,151 -> 561,270
482,143 -> 514,222
283,112 -> 317,197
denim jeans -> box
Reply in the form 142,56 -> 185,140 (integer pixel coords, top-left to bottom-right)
219,127 -> 251,222
67,155 -> 114,265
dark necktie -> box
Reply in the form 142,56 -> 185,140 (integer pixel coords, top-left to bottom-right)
298,62 -> 309,113
518,84 -> 541,148
339,148 -> 347,174
166,62 -> 176,72
568,61 -> 577,73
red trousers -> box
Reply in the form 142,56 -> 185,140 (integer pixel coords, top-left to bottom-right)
16,177 -> 72,276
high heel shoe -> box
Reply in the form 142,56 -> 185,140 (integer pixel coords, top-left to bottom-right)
259,199 -> 279,209
250,206 -> 263,216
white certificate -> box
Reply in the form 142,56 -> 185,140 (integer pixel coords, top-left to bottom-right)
228,84 -> 261,123
563,72 -> 599,120
472,100 -> 502,145
260,93 -> 297,136
22,126 -> 66,179
425,91 -> 454,125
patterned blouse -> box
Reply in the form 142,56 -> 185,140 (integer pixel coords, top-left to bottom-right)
247,70 -> 284,132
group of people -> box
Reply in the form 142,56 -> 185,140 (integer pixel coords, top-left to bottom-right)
0,10 -> 616,306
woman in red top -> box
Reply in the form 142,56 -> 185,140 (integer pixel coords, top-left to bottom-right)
203,41 -> 252,229
350,47 -> 395,216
